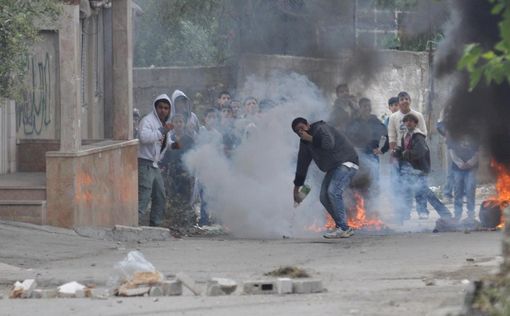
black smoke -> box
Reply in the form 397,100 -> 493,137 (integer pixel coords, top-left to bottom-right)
434,0 -> 510,165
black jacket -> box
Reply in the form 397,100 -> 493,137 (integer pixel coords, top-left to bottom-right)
294,121 -> 358,186
346,115 -> 388,154
395,130 -> 430,174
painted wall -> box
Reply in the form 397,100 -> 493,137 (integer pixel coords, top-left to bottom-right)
46,140 -> 138,228
16,31 -> 59,140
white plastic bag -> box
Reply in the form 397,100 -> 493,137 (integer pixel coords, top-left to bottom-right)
109,251 -> 158,287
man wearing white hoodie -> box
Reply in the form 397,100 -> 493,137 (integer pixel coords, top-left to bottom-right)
138,94 -> 176,226
171,90 -> 200,138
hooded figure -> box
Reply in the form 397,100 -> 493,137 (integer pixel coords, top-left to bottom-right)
171,90 -> 200,138
137,93 -> 175,226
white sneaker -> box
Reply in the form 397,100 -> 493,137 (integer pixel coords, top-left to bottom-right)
323,227 -> 354,239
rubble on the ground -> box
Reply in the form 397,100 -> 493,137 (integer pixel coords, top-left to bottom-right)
264,266 -> 310,278
6,253 -> 325,300
9,279 -> 36,298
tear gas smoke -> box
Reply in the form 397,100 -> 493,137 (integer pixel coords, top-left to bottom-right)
184,72 -> 409,238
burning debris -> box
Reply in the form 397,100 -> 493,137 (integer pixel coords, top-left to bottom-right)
481,161 -> 510,229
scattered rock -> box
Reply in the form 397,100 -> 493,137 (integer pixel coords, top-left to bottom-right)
424,279 -> 436,286
276,278 -> 293,294
292,279 -> 324,294
10,279 -> 37,298
206,280 -> 225,296
117,286 -> 150,297
149,286 -> 163,297
210,278 -> 237,294
57,281 -> 86,298
466,258 -> 475,262
242,280 -> 277,295
160,280 -> 182,296
176,272 -> 201,296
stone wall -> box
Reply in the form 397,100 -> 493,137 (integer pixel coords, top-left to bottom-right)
46,140 -> 138,228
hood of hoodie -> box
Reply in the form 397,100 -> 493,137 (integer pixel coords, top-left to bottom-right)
153,93 -> 173,123
171,90 -> 191,120
410,127 -> 426,137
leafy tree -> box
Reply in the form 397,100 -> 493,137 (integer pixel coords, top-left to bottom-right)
457,0 -> 510,90
134,0 -> 236,67
0,0 -> 61,99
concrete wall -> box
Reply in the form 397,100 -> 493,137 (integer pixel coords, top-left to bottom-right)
46,140 -> 138,228
133,66 -> 235,116
237,52 -> 430,118
0,99 -> 16,174
16,31 -> 60,140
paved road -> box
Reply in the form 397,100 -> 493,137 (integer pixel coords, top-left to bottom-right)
0,221 -> 502,316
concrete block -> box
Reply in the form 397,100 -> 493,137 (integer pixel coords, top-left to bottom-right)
242,280 -> 277,295
277,278 -> 293,294
31,289 -> 58,299
139,226 -> 172,241
160,280 -> 182,296
292,279 -> 323,294
10,279 -> 37,298
118,286 -> 150,297
176,273 -> 201,296
149,286 -> 163,297
210,277 -> 237,295
112,225 -> 142,242
206,281 -> 225,296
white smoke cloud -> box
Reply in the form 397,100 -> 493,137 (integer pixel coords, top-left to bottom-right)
183,72 -> 333,238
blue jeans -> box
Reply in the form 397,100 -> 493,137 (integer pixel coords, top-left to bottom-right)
443,157 -> 454,198
398,164 -> 429,218
453,168 -> 477,219
319,165 -> 357,231
138,159 -> 166,226
401,167 -> 451,219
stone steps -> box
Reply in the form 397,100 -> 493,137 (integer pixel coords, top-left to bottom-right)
0,200 -> 47,225
0,187 -> 46,201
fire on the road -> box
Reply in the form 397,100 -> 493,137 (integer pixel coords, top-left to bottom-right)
306,192 -> 384,232
491,161 -> 510,229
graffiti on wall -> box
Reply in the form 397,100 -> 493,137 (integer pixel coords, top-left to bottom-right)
16,31 -> 58,139
16,52 -> 53,136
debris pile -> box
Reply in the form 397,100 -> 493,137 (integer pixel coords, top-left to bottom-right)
7,253 -> 325,299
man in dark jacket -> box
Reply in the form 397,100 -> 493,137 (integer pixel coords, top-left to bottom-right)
346,98 -> 388,203
292,117 -> 359,238
394,114 -> 452,223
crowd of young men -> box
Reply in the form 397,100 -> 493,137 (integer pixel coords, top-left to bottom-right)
136,83 -> 478,238
291,84 -> 478,238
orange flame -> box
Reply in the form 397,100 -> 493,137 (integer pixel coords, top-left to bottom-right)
305,192 -> 384,232
491,161 -> 510,228
347,192 -> 385,230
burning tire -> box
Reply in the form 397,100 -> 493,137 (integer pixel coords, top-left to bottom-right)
479,199 -> 507,229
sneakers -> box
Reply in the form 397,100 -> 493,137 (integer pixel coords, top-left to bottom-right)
323,227 -> 354,239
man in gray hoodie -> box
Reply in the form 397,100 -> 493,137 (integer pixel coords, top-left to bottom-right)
138,94 -> 176,226
292,117 -> 359,238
